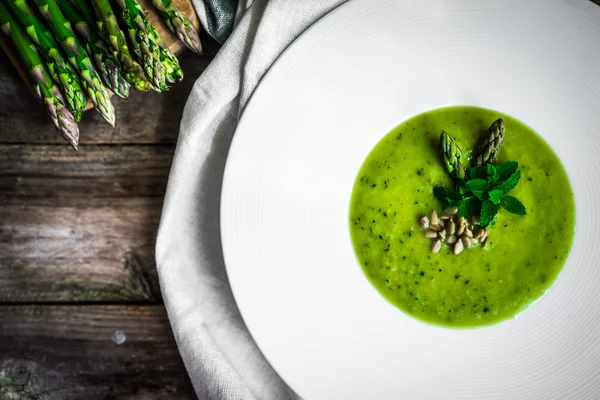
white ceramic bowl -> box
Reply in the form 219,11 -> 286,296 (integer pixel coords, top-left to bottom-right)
221,0 -> 600,398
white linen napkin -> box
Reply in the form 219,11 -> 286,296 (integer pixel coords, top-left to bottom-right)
155,1 -> 347,399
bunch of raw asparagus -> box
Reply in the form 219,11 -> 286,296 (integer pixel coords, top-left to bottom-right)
0,0 -> 202,149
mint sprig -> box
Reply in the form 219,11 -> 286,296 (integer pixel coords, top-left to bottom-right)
500,195 -> 526,215
433,161 -> 526,227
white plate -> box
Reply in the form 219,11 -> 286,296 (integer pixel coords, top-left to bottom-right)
221,1 -> 600,398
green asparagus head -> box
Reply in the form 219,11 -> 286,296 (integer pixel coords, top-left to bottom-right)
440,131 -> 466,181
473,118 -> 505,166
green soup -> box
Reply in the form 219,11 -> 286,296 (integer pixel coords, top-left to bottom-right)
349,106 -> 575,328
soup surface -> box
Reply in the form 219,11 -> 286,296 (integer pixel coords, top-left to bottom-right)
349,106 -> 575,327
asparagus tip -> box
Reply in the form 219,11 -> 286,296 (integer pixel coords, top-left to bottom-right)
56,104 -> 80,149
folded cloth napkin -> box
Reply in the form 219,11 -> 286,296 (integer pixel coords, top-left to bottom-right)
193,0 -> 240,44
155,1 -> 347,399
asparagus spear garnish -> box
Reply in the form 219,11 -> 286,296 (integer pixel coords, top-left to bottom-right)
88,0 -> 153,91
114,0 -> 168,90
32,0 -> 115,126
0,3 -> 79,148
151,0 -> 202,54
473,118 -> 505,166
440,131 -> 466,181
57,0 -> 129,98
5,0 -> 86,122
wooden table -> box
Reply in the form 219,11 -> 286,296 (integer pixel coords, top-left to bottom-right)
0,33 -> 218,399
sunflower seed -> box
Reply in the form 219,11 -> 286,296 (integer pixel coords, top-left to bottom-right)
430,224 -> 441,232
424,229 -> 438,238
462,236 -> 472,249
454,239 -> 464,255
447,219 -> 456,235
431,239 -> 442,253
446,234 -> 457,244
457,222 -> 465,236
430,210 -> 439,226
439,229 -> 447,240
465,228 -> 473,238
471,216 -> 480,226
473,227 -> 484,240
446,206 -> 458,216
480,229 -> 488,242
420,216 -> 430,229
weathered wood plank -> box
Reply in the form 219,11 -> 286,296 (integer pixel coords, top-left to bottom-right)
0,39 -> 217,144
0,198 -> 163,302
0,145 -> 174,198
0,143 -> 173,301
0,305 -> 195,399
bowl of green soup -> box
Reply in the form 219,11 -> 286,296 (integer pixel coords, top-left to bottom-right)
350,105 -> 576,328
221,0 -> 600,398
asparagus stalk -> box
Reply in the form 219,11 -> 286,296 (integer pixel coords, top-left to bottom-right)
114,0 -> 168,90
5,0 -> 86,122
57,0 -> 129,98
440,131 -> 466,181
0,3 -> 79,148
88,0 -> 153,91
473,118 -> 505,166
32,0 -> 115,126
151,0 -> 202,54
156,32 -> 183,83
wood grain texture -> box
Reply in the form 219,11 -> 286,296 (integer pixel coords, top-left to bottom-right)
0,36 -> 219,302
0,144 -> 174,301
0,145 -> 174,198
0,197 -> 163,302
0,2 -> 208,396
0,305 -> 194,399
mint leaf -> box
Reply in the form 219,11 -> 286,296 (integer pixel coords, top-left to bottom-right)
480,200 -> 499,227
433,186 -> 461,201
496,169 -> 521,193
457,196 -> 481,217
468,166 -> 486,180
440,197 -> 461,209
472,190 -> 485,200
465,179 -> 488,192
433,186 -> 462,209
500,195 -> 527,215
439,201 -> 451,209
488,189 -> 504,204
487,163 -> 498,183
496,161 -> 518,183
